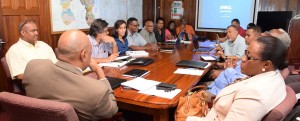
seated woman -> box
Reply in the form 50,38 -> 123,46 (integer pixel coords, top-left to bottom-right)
112,20 -> 128,55
187,36 -> 288,121
165,20 -> 176,41
88,19 -> 119,63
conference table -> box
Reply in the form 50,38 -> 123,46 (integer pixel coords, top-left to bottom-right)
91,43 -> 214,121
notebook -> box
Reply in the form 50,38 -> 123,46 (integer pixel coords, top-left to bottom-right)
192,39 -> 213,52
126,58 -> 154,66
122,69 -> 150,78
106,76 -> 127,89
176,60 -> 208,69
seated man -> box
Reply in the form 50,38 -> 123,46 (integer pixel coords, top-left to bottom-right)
126,17 -> 158,50
6,19 -> 57,82
215,25 -> 247,60
206,26 -> 262,96
231,18 -> 246,37
262,28 -> 291,79
88,18 -> 119,63
176,17 -> 196,40
139,19 -> 157,44
217,18 -> 247,42
22,30 -> 118,121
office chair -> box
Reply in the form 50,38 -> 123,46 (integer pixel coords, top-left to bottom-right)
262,85 -> 297,121
0,92 -> 79,121
1,57 -> 25,95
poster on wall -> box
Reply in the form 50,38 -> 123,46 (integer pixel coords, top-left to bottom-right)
50,0 -> 143,33
171,1 -> 184,19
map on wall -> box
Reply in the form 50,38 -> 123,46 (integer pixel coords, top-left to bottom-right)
50,0 -> 143,33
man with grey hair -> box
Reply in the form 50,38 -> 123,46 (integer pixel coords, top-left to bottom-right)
215,25 -> 247,60
139,19 -> 157,44
262,28 -> 291,79
262,28 -> 291,48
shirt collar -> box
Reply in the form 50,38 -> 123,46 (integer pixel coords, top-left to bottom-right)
19,38 -> 39,47
88,35 -> 100,46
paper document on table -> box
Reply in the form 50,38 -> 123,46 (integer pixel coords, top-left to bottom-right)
200,55 -> 216,61
174,68 -> 204,76
139,86 -> 182,99
115,56 -> 130,61
121,77 -> 160,91
99,61 -> 128,68
126,51 -> 149,57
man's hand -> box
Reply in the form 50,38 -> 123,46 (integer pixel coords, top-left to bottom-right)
150,44 -> 159,50
224,58 -> 237,69
89,59 -> 105,79
107,53 -> 119,62
101,35 -> 115,43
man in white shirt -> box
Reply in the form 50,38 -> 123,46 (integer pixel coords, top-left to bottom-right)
126,17 -> 158,50
6,19 -> 57,81
215,25 -> 247,60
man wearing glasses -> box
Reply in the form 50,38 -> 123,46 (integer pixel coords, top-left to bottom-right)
205,25 -> 262,97
126,17 -> 158,50
6,19 -> 57,81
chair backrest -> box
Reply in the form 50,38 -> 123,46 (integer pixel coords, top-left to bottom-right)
0,92 -> 79,121
262,85 -> 297,121
1,57 -> 11,78
1,57 -> 13,92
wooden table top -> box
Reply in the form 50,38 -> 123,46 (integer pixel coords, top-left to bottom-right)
91,44 -> 214,109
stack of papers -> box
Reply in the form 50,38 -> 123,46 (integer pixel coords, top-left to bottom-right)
121,77 -> 160,91
174,68 -> 204,76
99,61 -> 128,68
126,51 -> 149,57
121,77 -> 182,99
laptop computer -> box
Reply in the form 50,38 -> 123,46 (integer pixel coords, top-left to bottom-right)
106,76 -> 127,89
127,58 -> 154,66
176,60 -> 208,69
192,39 -> 213,52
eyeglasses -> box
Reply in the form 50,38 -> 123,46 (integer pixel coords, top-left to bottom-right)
244,50 -> 260,61
130,24 -> 139,28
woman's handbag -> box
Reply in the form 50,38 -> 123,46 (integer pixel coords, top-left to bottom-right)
175,85 -> 209,121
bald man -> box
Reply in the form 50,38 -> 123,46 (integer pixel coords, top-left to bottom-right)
139,19 -> 157,44
23,30 -> 118,121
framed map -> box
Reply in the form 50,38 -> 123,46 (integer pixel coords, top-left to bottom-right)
50,0 -> 142,33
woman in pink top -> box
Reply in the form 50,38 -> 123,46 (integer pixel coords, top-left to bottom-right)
165,20 -> 176,41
